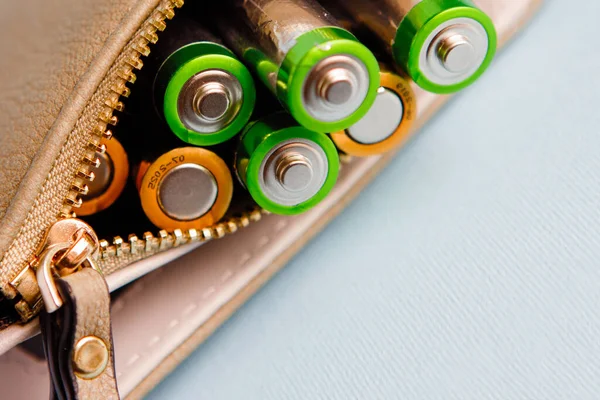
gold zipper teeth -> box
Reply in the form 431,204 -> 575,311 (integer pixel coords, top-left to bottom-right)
99,110 -> 119,126
58,0 -> 269,272
150,18 -> 168,32
125,52 -> 145,71
97,207 -> 266,272
76,169 -> 95,181
111,83 -> 131,98
132,39 -> 152,57
92,122 -> 109,136
142,29 -> 160,45
61,0 -> 182,221
71,181 -> 89,196
65,195 -> 83,208
0,1 -> 190,325
83,152 -> 101,168
105,93 -> 126,112
89,142 -> 107,154
59,0 -> 282,275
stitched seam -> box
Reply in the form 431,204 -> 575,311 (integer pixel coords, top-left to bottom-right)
112,218 -> 289,380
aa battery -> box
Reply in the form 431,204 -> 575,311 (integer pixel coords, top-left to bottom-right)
324,0 -> 497,93
330,64 -> 416,156
215,0 -> 380,133
235,113 -> 339,215
153,16 -> 256,146
136,147 -> 233,230
78,138 -> 129,216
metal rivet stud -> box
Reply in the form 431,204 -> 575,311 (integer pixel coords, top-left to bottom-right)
73,335 -> 109,380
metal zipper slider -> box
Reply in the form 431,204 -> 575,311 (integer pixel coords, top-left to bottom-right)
9,219 -> 101,318
27,219 -> 120,399
36,222 -> 101,313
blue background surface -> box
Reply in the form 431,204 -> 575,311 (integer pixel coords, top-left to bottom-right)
148,0 -> 600,398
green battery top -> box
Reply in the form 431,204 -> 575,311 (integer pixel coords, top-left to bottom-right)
155,42 -> 256,146
394,0 -> 497,93
276,27 -> 380,133
216,0 -> 380,134
236,113 -> 340,215
323,0 -> 496,94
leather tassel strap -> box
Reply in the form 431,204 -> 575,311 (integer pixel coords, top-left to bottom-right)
40,268 -> 119,400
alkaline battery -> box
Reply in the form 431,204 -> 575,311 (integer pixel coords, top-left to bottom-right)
153,16 -> 256,146
136,147 -> 233,230
78,138 -> 129,216
330,64 -> 416,156
235,113 -> 339,215
215,0 -> 380,133
324,0 -> 497,93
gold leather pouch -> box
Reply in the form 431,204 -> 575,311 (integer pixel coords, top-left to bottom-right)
0,0 -> 543,397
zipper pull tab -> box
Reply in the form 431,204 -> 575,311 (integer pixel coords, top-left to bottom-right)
34,219 -> 120,400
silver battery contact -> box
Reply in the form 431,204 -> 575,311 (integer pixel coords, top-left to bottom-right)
303,55 -> 371,123
177,69 -> 244,135
137,147 -> 233,231
346,87 -> 404,145
329,64 -> 416,157
236,112 -> 340,215
322,0 -> 496,93
259,138 -> 329,207
157,164 -> 219,221
419,17 -> 489,87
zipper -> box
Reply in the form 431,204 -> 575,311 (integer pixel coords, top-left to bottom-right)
33,219 -> 100,313
0,0 -> 270,324
10,219 -> 100,320
33,219 -> 121,398
96,206 -> 264,275
2,0 -> 349,324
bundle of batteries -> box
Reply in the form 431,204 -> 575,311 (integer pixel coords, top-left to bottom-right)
79,0 -> 496,233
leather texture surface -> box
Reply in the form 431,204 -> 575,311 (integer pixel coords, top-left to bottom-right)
0,0 -> 163,289
41,268 -> 119,399
0,0 -> 135,249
